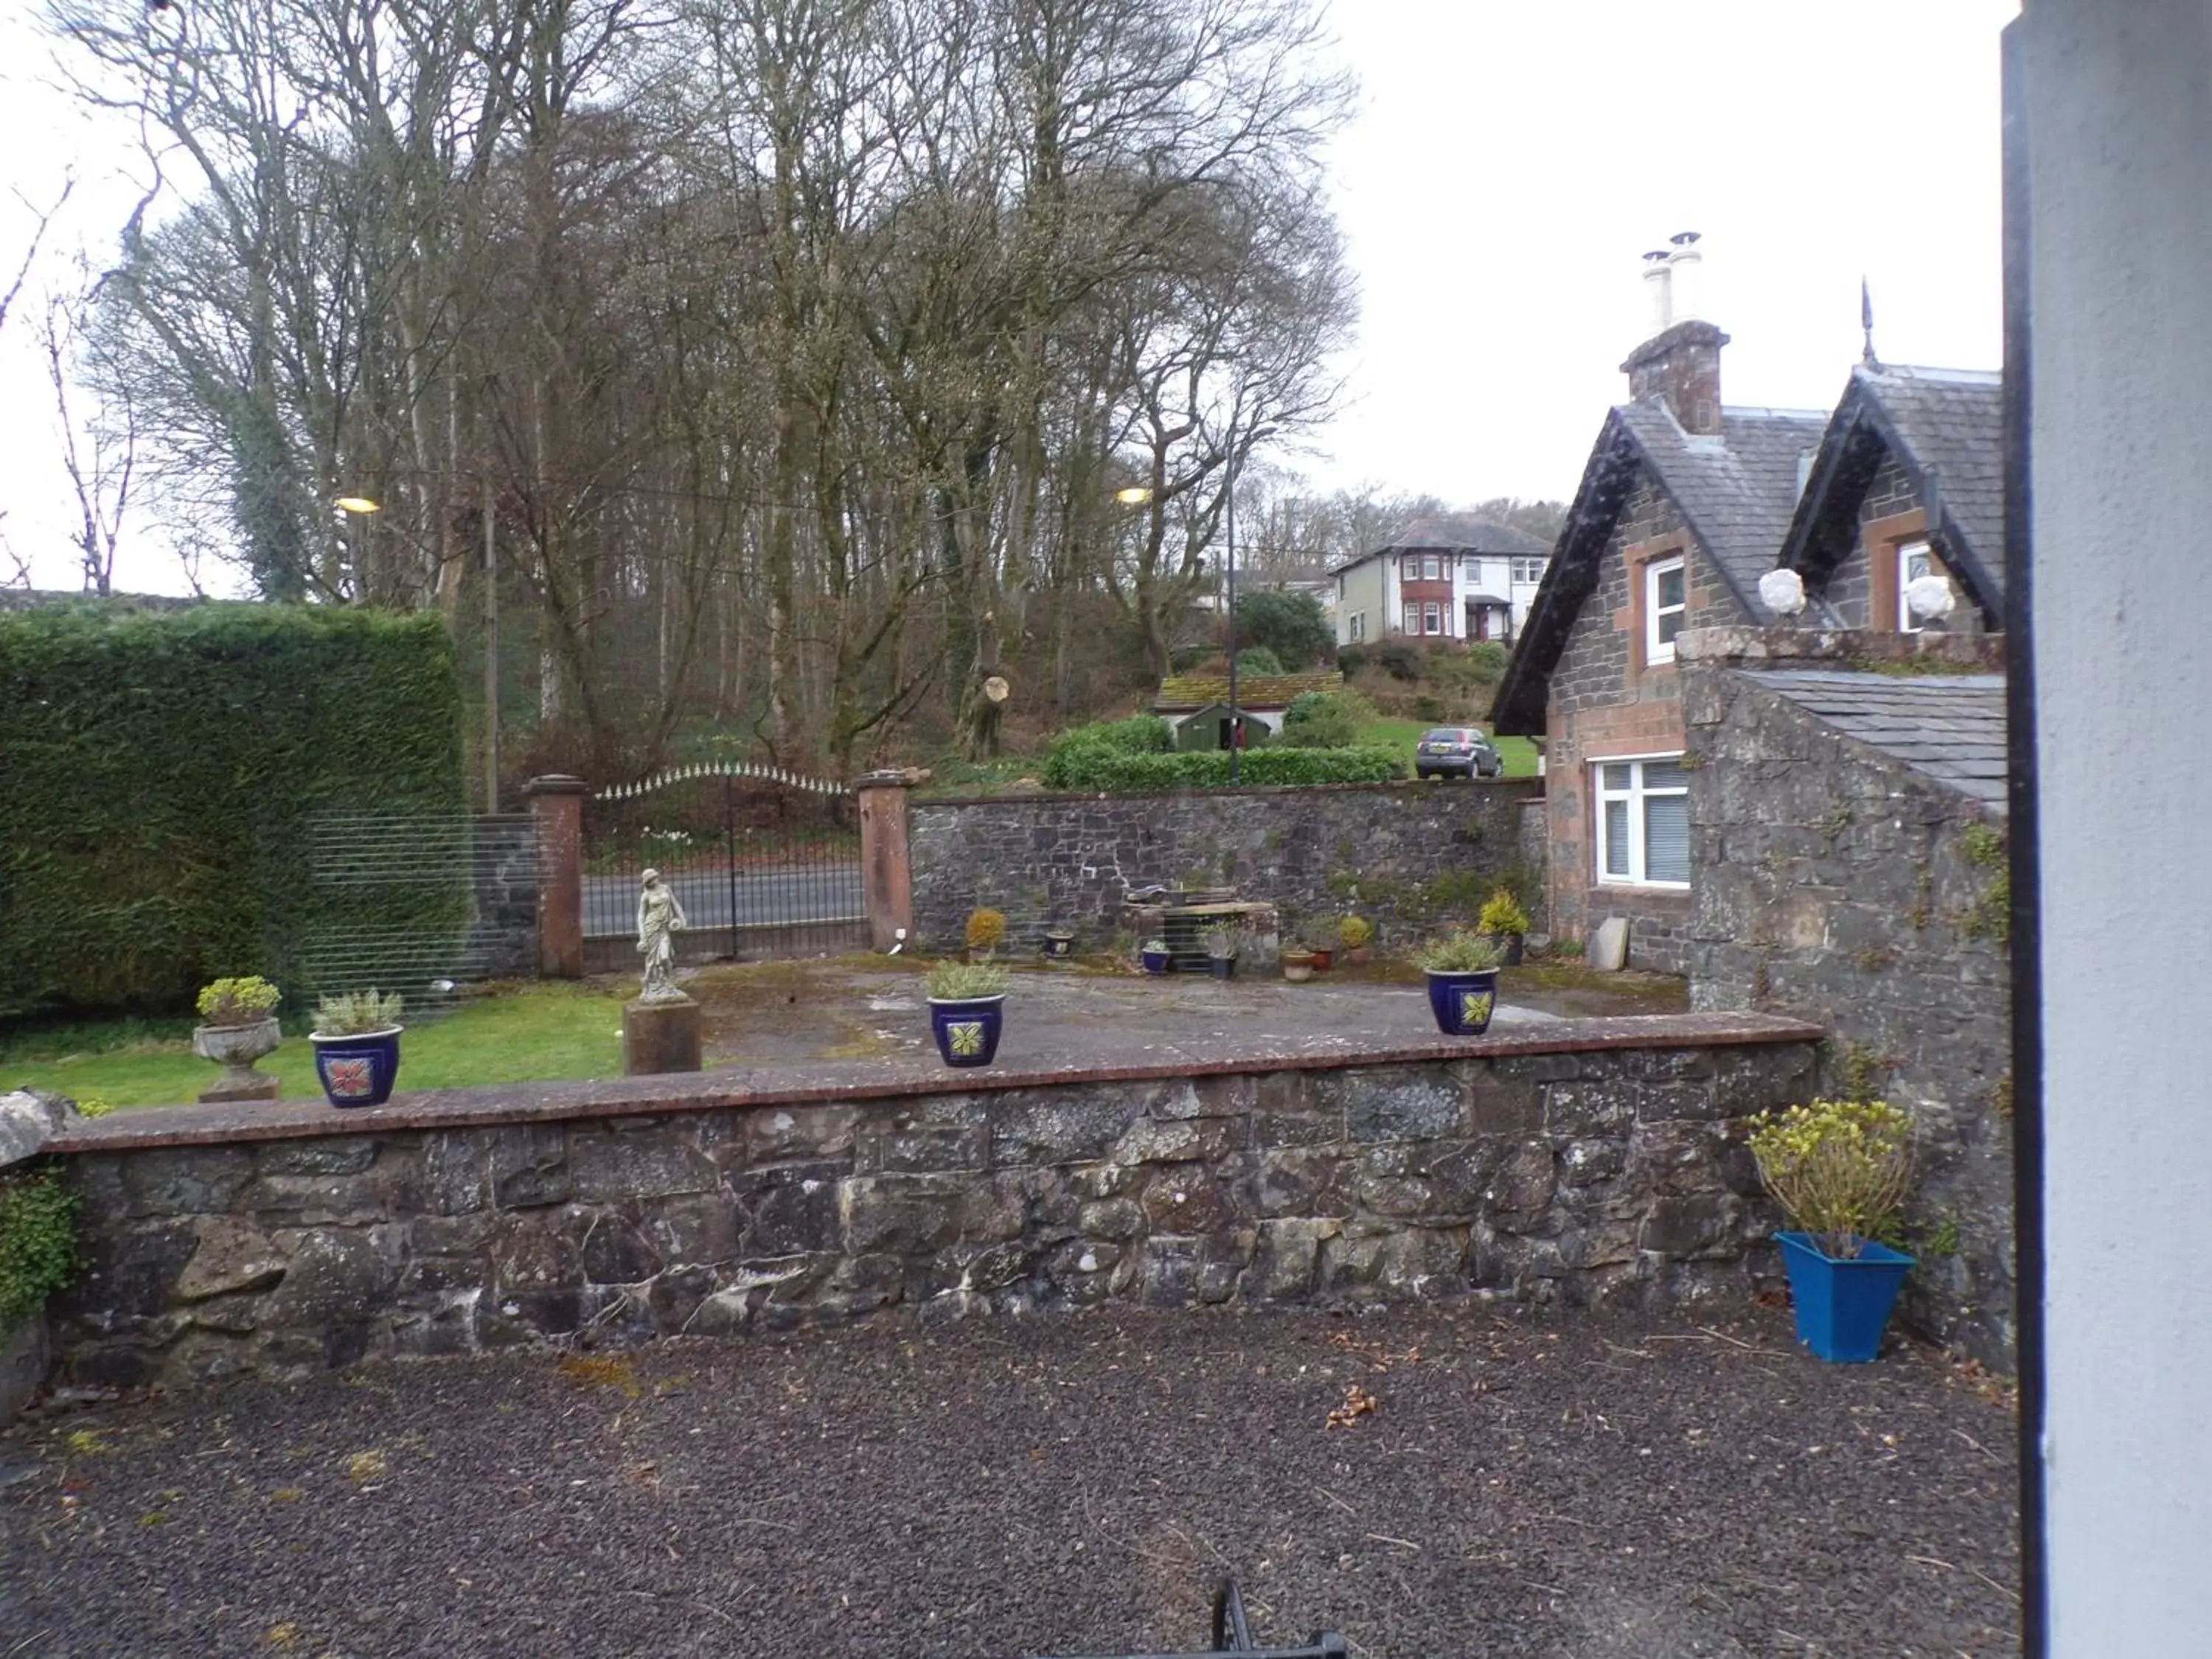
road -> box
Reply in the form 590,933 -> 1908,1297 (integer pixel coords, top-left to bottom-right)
582,864 -> 863,936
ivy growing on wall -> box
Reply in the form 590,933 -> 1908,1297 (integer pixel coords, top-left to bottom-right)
0,605 -> 466,1016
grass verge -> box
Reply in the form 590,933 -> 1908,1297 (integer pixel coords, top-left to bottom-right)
0,981 -> 629,1109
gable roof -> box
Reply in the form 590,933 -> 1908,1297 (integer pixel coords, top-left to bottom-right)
1777,364 -> 2005,621
1329,515 -> 1550,576
1155,670 -> 1341,711
1488,400 -> 1827,734
1745,667 -> 2008,812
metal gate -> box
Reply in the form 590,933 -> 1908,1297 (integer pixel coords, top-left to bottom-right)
580,763 -> 863,971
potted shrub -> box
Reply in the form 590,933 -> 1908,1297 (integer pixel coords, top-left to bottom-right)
309,989 -> 405,1108
924,959 -> 1010,1068
1200,922 -> 1246,981
1748,1098 -> 1917,1363
1280,946 -> 1317,983
1138,937 -> 1171,975
1338,914 -> 1373,965
964,906 -> 1007,962
191,975 -> 284,1099
1475,888 -> 1531,966
1413,931 -> 1506,1036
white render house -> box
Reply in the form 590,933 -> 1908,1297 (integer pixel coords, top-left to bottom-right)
1329,515 -> 1554,648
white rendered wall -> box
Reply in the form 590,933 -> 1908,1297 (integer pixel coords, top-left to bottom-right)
2023,4 -> 2212,1651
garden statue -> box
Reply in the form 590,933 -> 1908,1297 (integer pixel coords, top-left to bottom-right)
636,868 -> 689,1003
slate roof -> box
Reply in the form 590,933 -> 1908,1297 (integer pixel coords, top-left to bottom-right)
1489,400 -> 1826,734
1616,402 -> 1829,611
1778,364 -> 2006,620
1746,668 -> 2008,811
1329,515 -> 1550,576
1155,671 -> 1341,710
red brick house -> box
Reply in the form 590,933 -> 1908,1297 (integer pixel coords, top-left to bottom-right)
1489,316 -> 1826,971
1775,363 -> 2005,633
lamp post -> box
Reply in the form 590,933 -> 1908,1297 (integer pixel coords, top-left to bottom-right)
1222,426 -> 1273,784
335,495 -> 380,597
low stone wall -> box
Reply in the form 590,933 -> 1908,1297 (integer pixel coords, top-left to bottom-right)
907,779 -> 1545,953
43,1015 -> 1816,1391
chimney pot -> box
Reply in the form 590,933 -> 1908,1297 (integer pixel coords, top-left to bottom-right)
1642,251 -> 1674,334
1666,233 -> 1705,322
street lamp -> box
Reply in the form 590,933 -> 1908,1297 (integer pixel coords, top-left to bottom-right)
1115,485 -> 1155,505
1223,426 -> 1274,784
334,496 -> 381,515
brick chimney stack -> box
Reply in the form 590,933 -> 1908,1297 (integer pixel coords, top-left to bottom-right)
1621,232 -> 1728,436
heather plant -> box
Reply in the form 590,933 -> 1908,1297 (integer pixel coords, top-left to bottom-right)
925,961 -> 1011,1001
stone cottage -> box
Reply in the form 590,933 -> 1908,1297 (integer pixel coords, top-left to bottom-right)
1489,306 -> 1826,971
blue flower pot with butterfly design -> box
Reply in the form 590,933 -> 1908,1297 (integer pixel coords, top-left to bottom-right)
1424,968 -> 1500,1037
310,1026 -> 404,1107
928,995 -> 1006,1068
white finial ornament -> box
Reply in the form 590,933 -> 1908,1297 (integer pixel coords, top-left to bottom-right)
1759,567 -> 1808,617
1905,574 -> 1957,622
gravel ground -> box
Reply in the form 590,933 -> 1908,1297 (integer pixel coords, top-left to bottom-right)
0,1303 -> 2018,1658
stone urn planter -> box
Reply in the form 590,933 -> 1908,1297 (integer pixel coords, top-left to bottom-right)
191,1017 -> 283,1102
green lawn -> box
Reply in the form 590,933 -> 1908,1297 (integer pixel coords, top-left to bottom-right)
1356,717 -> 1541,779
0,981 -> 628,1109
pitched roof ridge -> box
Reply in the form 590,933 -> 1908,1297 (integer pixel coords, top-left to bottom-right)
1856,362 -> 2002,387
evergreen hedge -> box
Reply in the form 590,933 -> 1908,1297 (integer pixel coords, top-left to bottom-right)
0,605 -> 466,1016
1046,744 -> 1405,791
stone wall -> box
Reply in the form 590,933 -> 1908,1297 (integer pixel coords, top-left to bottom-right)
905,780 -> 1544,954
1683,664 -> 2014,1367
44,1020 -> 1818,1391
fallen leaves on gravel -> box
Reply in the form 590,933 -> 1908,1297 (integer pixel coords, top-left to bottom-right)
557,1352 -> 644,1397
1325,1382 -> 1379,1429
344,1448 -> 387,1484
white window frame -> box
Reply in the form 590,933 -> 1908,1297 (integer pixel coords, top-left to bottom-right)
1896,539 -> 1934,634
1644,555 -> 1687,664
1512,557 -> 1547,584
1461,556 -> 1482,583
1349,610 -> 1366,642
1402,601 -> 1420,636
1422,601 -> 1442,635
1422,553 -> 1441,581
1592,754 -> 1691,888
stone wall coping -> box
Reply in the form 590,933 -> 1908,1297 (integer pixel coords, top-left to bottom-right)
915,777 -> 1545,810
44,1011 -> 1821,1156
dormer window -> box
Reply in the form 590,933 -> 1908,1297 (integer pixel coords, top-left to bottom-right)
1646,557 -> 1686,664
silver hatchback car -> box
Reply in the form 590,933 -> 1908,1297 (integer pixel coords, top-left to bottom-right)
1414,726 -> 1503,779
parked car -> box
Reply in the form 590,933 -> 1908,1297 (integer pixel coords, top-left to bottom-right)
1415,726 -> 1503,780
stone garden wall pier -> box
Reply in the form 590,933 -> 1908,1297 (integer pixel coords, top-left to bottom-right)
41,1013 -> 1820,1392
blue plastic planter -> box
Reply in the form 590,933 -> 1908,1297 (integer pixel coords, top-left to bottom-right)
1424,967 -> 1500,1036
310,1026 -> 403,1108
1139,948 -> 1169,975
928,995 -> 1006,1068
1775,1231 -> 1916,1363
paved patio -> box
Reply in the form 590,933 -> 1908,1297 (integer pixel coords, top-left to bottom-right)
0,1302 -> 2019,1658
681,957 -> 1688,1071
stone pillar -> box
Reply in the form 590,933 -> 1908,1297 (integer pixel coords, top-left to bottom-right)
855,771 -> 915,953
524,775 -> 588,979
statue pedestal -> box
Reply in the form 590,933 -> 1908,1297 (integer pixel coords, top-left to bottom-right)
624,995 -> 702,1076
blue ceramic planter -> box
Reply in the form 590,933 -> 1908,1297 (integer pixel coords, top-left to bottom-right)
1139,948 -> 1169,975
1424,967 -> 1500,1036
928,995 -> 1006,1068
1775,1231 -> 1916,1363
310,1026 -> 403,1108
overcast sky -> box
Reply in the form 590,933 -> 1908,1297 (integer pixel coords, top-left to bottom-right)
0,0 -> 2017,597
